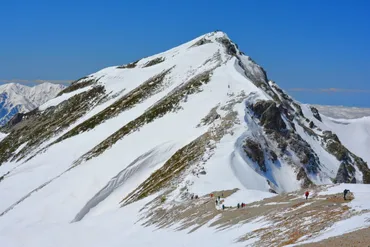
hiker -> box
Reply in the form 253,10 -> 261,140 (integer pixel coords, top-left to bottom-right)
344,189 -> 350,200
237,203 -> 240,209
191,194 -> 194,200
305,191 -> 309,200
215,200 -> 218,205
210,193 -> 214,198
218,196 -> 221,201
195,195 -> 198,199
222,204 -> 225,210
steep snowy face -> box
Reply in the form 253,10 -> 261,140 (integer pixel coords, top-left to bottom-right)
0,31 -> 370,247
0,82 -> 65,126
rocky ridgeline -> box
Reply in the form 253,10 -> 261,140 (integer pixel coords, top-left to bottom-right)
0,31 -> 368,196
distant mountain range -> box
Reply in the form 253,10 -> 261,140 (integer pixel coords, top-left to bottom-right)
0,82 -> 65,126
313,105 -> 370,119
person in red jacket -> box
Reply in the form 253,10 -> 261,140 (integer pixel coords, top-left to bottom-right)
305,191 -> 309,200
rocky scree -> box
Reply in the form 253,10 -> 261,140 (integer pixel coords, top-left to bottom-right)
0,86 -> 105,166
243,138 -> 266,172
73,70 -> 214,166
57,78 -> 96,96
143,57 -> 165,67
51,68 -> 173,145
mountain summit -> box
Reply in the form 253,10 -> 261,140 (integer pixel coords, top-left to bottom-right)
0,31 -> 369,246
0,82 -> 65,126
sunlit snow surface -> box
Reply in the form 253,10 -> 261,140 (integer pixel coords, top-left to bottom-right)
1,32 -> 370,246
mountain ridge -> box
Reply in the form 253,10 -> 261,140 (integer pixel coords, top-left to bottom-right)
0,31 -> 369,246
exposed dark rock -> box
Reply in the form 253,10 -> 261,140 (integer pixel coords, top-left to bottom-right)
289,133 -> 320,173
117,59 -> 140,69
272,85 -> 292,102
217,37 -> 237,56
310,106 -> 322,122
323,131 -> 348,162
297,167 -> 314,188
190,38 -> 212,47
270,131 -> 288,153
322,131 -> 369,183
293,102 -> 304,117
354,157 -> 370,184
251,101 -> 286,131
335,162 -> 356,183
309,121 -> 316,129
57,79 -> 96,96
269,150 -> 278,162
4,112 -> 25,129
299,122 -> 317,137
326,140 -> 349,161
290,122 -> 296,131
198,106 -> 220,127
278,141 -> 288,153
323,131 -> 341,143
143,57 -> 165,67
243,138 -> 266,172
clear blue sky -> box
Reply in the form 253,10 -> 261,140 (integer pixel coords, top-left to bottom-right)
1,0 -> 369,107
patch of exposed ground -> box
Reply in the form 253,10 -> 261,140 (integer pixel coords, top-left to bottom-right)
298,226 -> 370,247
120,93 -> 245,206
0,86 -> 105,166
56,78 -> 95,96
143,57 -> 165,67
52,68 -> 173,144
135,187 -> 367,247
73,69 -> 216,166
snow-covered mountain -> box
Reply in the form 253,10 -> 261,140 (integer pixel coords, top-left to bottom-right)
0,82 -> 65,126
0,31 -> 369,246
314,104 -> 370,119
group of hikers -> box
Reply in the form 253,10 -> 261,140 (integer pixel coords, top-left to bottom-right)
190,194 -> 199,200
190,188 -> 352,212
211,193 -> 228,210
305,189 -> 351,200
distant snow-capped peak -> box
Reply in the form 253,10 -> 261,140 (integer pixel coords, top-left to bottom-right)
0,82 -> 65,125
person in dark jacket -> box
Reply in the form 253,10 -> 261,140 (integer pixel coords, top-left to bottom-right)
237,203 -> 240,209
305,191 -> 309,200
344,189 -> 350,200
222,204 -> 225,210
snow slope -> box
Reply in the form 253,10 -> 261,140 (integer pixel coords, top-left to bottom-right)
0,31 -> 369,246
0,82 -> 65,125
302,105 -> 370,165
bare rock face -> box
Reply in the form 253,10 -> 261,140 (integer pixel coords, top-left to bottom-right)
243,138 -> 266,172
217,37 -> 237,56
297,167 -> 313,188
289,133 -> 321,174
251,100 -> 286,131
310,106 -> 322,122
323,131 -> 349,161
335,162 -> 356,184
